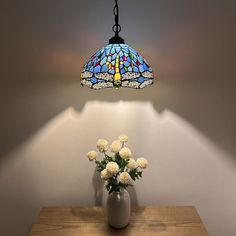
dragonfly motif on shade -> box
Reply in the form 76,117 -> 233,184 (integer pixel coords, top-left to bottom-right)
81,44 -> 154,89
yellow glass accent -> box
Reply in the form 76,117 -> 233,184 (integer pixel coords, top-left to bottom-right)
114,55 -> 121,86
115,55 -> 120,73
114,72 -> 121,80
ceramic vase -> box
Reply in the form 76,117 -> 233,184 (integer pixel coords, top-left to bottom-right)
106,189 -> 130,228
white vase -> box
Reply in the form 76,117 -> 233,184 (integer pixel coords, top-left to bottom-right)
106,189 -> 130,228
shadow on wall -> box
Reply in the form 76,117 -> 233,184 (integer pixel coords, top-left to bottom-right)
93,168 -> 104,206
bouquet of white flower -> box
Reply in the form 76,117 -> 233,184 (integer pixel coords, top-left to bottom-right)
87,134 -> 148,194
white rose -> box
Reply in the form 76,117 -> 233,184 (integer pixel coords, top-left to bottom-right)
100,169 -> 112,180
118,134 -> 128,143
106,162 -> 119,175
97,139 -> 109,153
110,140 -> 122,153
119,147 -> 132,160
127,158 -> 138,169
87,150 -> 97,161
137,157 -> 148,169
118,172 -> 131,184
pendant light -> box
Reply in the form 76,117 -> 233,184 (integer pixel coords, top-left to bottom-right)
81,0 -> 154,89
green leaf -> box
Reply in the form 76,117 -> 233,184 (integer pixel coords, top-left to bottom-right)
105,183 -> 110,191
138,171 -> 143,177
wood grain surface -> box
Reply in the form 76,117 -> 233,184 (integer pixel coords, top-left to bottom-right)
28,206 -> 209,236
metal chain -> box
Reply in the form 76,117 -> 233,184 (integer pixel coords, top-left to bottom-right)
112,0 -> 121,35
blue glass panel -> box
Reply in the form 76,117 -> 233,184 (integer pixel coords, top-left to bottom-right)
111,47 -> 115,54
138,56 -> 144,64
115,47 -> 120,53
94,66 -> 101,73
121,68 -> 125,74
101,64 -> 108,72
119,51 -> 124,57
143,63 -> 148,71
124,61 -> 130,67
106,48 -> 111,56
132,61 -> 137,66
128,66 -> 132,72
139,65 -> 144,72
133,66 -> 139,72
100,53 -> 106,61
112,54 -> 117,60
91,77 -> 97,84
109,69 -> 115,74
111,60 -> 115,66
132,54 -> 137,60
123,48 -> 129,54
138,77 -> 145,83
127,57 -> 131,62
130,48 -> 137,55
100,57 -> 106,65
107,56 -> 112,62
89,66 -> 94,72
124,52 -> 129,57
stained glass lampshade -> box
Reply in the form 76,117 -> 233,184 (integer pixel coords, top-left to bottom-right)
80,0 -> 155,90
81,43 -> 153,89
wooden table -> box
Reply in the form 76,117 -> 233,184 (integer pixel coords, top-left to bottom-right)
29,206 -> 209,236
